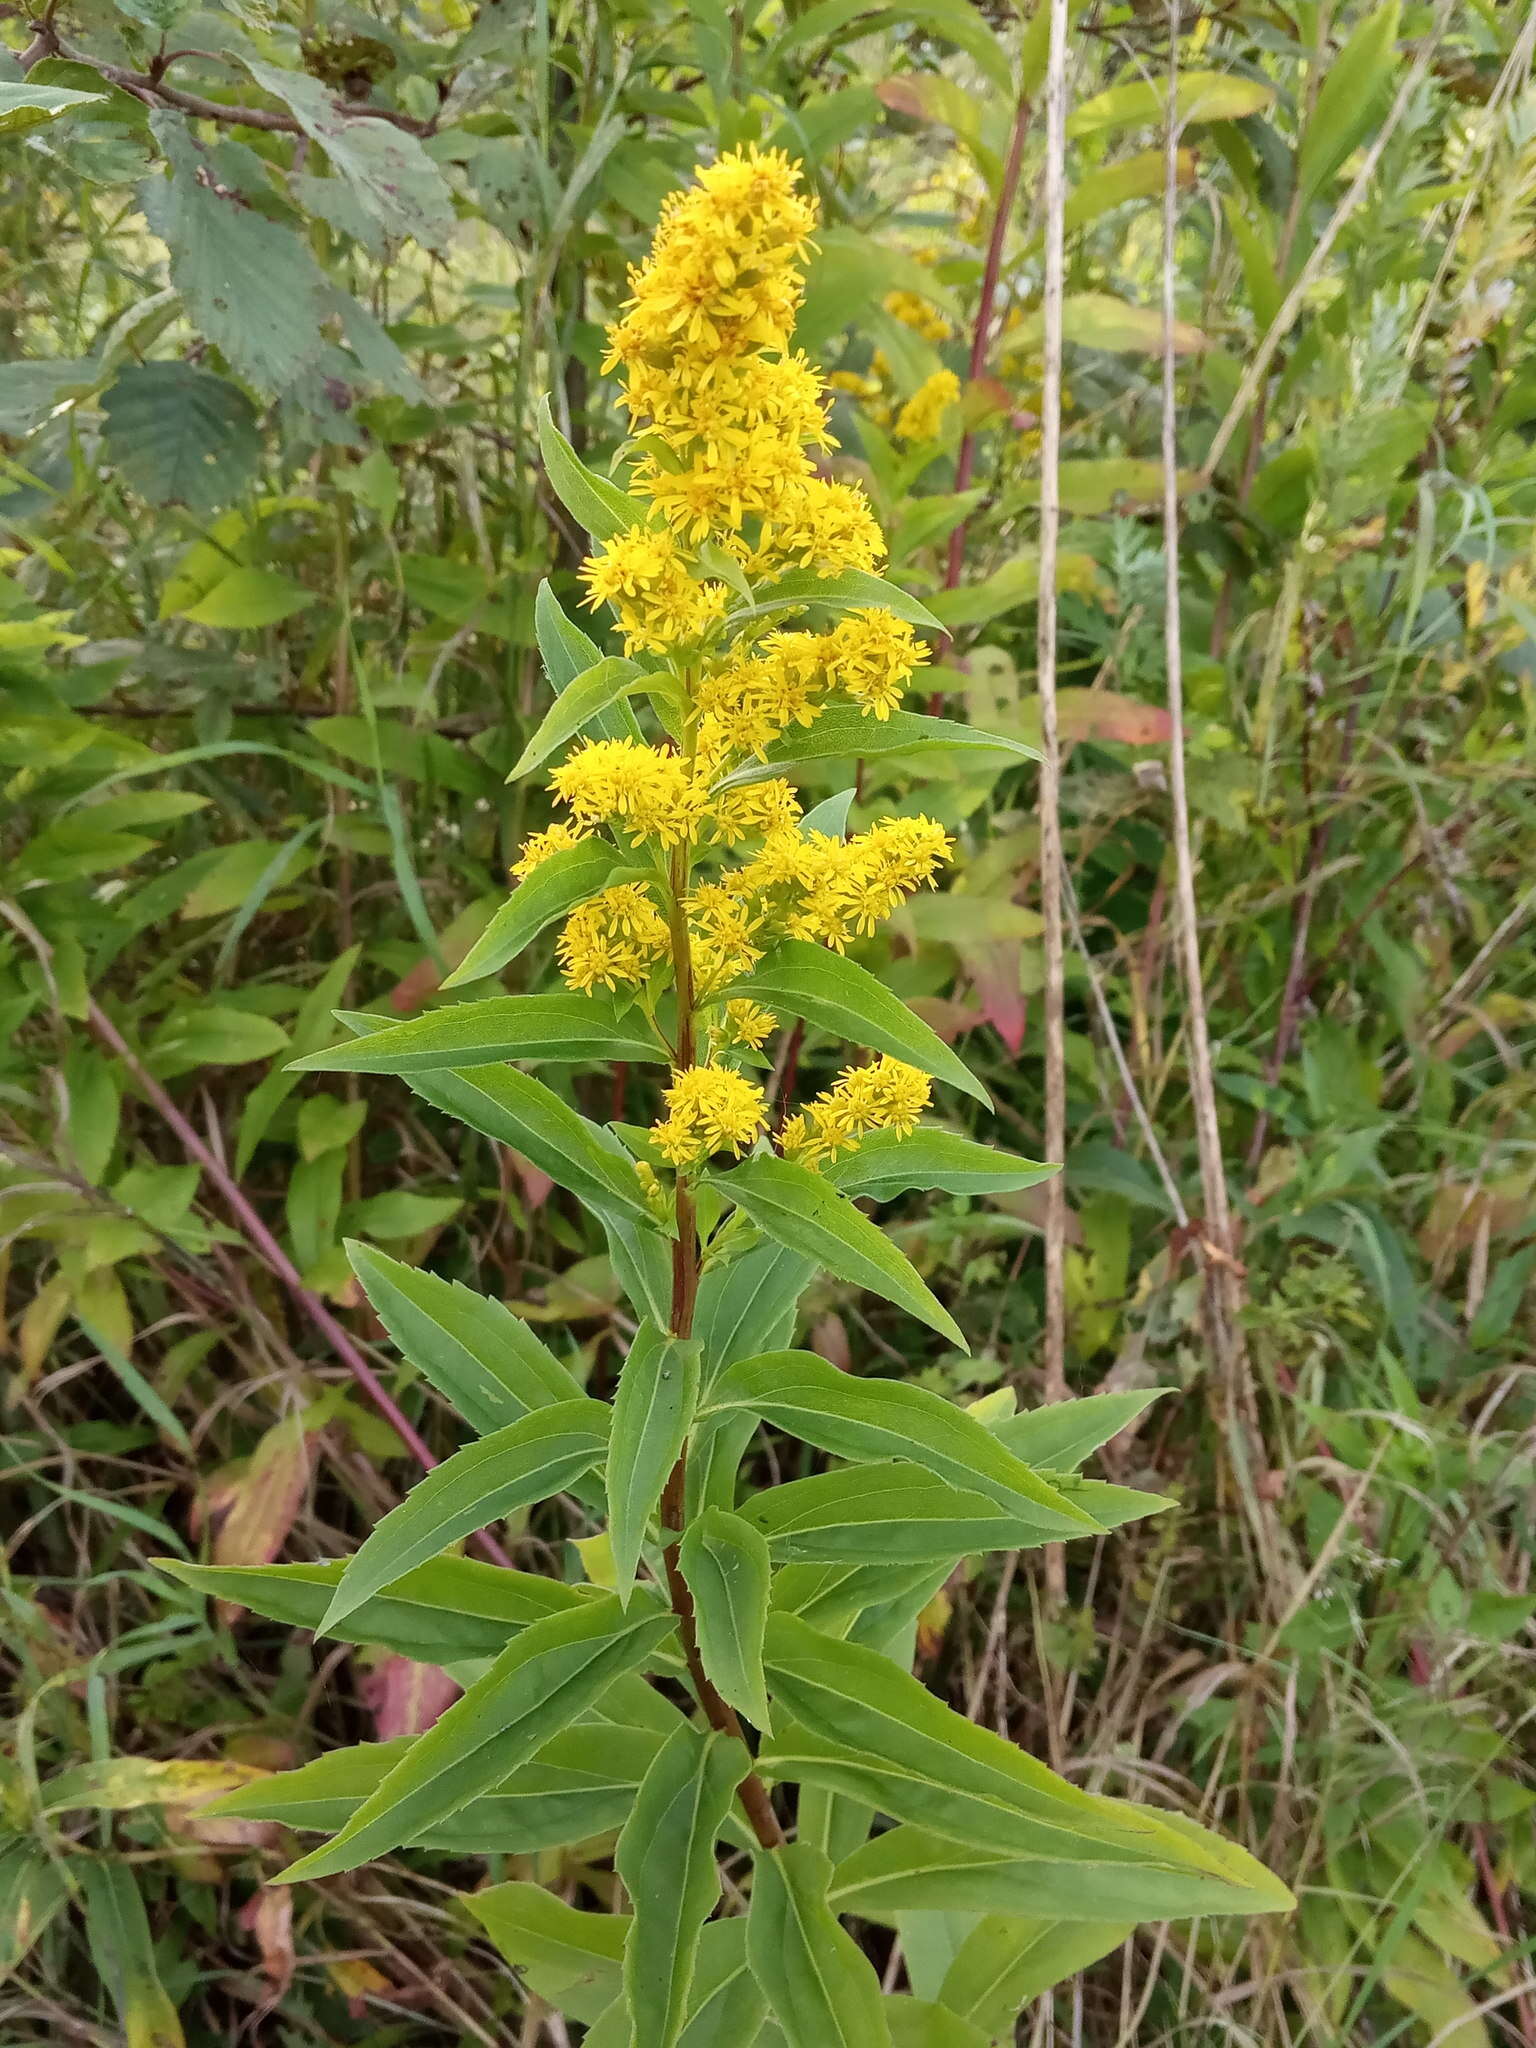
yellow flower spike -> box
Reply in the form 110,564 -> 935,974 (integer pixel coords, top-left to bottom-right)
782,1055 -> 933,1168
557,883 -> 670,993
650,1064 -> 769,1169
511,822 -> 590,878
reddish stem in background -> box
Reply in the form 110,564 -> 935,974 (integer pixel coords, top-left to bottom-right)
927,86 -> 1034,714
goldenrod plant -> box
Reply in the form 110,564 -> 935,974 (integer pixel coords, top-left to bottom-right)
173,150 -> 1291,2044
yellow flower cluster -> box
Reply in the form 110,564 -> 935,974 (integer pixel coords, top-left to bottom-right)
894,369 -> 960,445
694,606 -> 925,759
651,1064 -> 768,1168
580,528 -> 728,656
884,288 -> 954,343
781,1056 -> 933,1166
557,882 -> 668,993
549,738 -> 708,849
718,998 -> 778,1051
725,816 -> 953,953
512,821 -> 588,878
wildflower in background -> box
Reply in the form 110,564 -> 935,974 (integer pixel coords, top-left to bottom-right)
781,1056 -> 933,1165
883,288 -> 954,343
894,368 -> 960,445
651,1064 -> 769,1166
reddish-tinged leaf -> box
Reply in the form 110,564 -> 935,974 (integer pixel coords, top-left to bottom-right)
1059,689 -> 1172,746
211,1412 -> 312,1578
965,942 -> 1027,1055
238,1888 -> 294,2007
363,1653 -> 463,1740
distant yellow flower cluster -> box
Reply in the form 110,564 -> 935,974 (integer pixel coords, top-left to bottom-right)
508,148 -> 951,1178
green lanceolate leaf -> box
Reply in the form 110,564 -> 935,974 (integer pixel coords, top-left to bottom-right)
693,1238 -> 815,1381
534,579 -> 646,743
825,1129 -> 1055,1202
706,1350 -> 1096,1534
616,1726 -> 750,2048
320,1400 -> 611,1631
936,1914 -> 1132,2033
728,942 -> 989,1107
991,1390 -> 1168,1471
295,992 -> 665,1074
79,1860 -> 183,2048
747,1841 -> 891,2048
159,1553 -> 587,1662
445,839 -> 644,989
538,396 -> 643,541
715,707 -> 1038,789
216,1722 -> 665,1853
279,1596 -> 675,1881
708,1157 -> 966,1348
883,1998 -> 987,2048
511,655 -> 647,778
346,1241 -> 582,1433
741,1461 -> 1072,1565
607,1321 -> 701,1602
678,1507 -> 774,1729
731,567 -> 944,634
466,1882 -> 631,2024
830,1822 -> 1296,1923
762,1612 -> 1294,1883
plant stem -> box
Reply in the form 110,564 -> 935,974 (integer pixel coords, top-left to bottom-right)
655,847 -> 785,1851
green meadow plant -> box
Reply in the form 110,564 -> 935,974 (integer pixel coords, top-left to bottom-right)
168,150 -> 1291,2045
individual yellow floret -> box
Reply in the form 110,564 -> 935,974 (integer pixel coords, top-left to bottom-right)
894,368 -> 960,444
557,883 -> 669,992
511,822 -> 589,878
780,1055 -> 933,1166
549,738 -> 709,848
650,1063 -> 768,1168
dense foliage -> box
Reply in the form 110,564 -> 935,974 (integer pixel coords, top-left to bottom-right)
2,0 -> 1534,2043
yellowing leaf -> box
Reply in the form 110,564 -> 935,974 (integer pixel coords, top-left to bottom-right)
181,567 -> 316,630
1002,293 -> 1209,357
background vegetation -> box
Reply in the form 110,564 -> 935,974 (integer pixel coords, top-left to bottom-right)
2,0 -> 1534,2041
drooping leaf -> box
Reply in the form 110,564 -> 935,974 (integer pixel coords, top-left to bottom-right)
937,1914 -> 1132,2033
727,942 -> 989,1107
140,114 -> 329,394
538,395 -> 643,540
607,1321 -> 701,1602
764,1612 -> 1295,1895
747,1841 -> 891,2048
708,1157 -> 967,1348
678,1507 -> 774,1729
319,1399 -> 611,1630
80,1861 -> 184,2048
278,1595 -> 675,1881
100,363 -> 260,512
444,839 -> 645,988
0,1840 -> 71,1980
0,82 -> 106,135
824,1129 -> 1055,1203
616,1725 -> 749,2048
346,1242 -> 582,1433
291,992 -> 666,1074
243,62 -> 456,249
1296,3 -> 1402,209
465,1882 -> 631,2024
707,1351 -> 1094,1534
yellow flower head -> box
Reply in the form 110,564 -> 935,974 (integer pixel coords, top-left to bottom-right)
781,1055 -> 933,1167
894,368 -> 960,445
719,998 -> 778,1051
580,524 -> 728,656
511,822 -> 589,878
549,738 -> 709,848
557,882 -> 669,992
723,814 -> 953,952
687,881 -> 763,996
651,1063 -> 768,1168
707,777 -> 804,846
824,608 -> 927,719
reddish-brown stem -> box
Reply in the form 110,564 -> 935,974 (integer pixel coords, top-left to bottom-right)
928,85 -> 1034,713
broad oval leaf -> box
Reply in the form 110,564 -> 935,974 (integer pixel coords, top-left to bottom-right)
678,1507 -> 774,1729
538,395 -> 644,541
1067,70 -> 1275,139
616,1725 -> 749,2048
608,1321 -> 701,1603
293,992 -> 665,1074
320,1399 -> 611,1631
279,1595 -> 675,1881
511,655 -> 647,779
444,838 -> 643,988
346,1240 -> 582,1434
747,1841 -> 891,2048
707,1350 -> 1095,1534
825,1129 -> 1055,1202
707,1156 -> 967,1348
727,942 -> 989,1108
